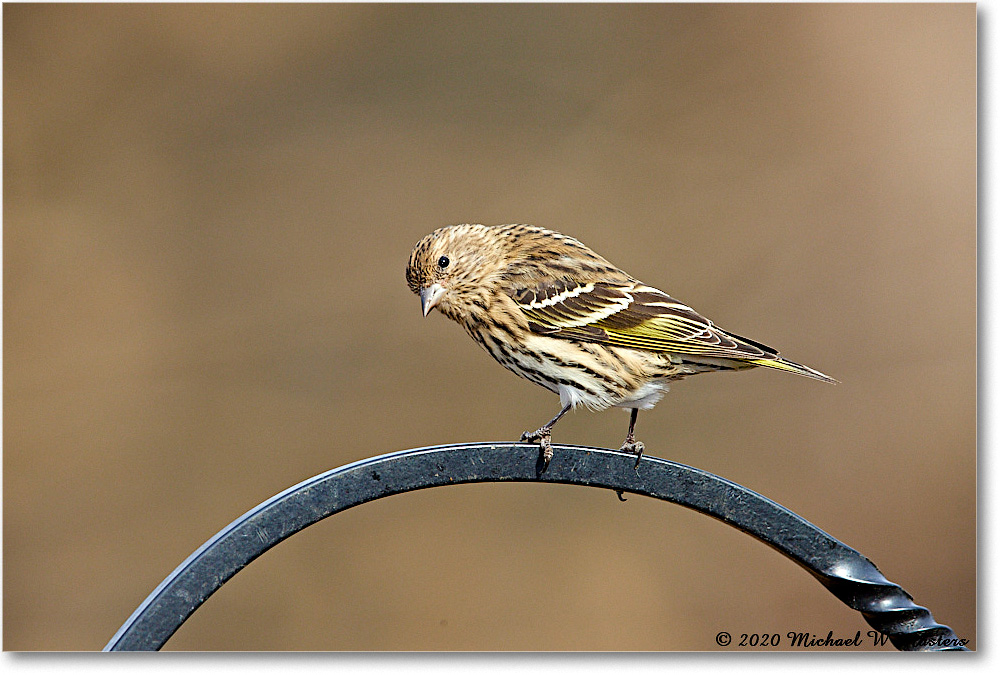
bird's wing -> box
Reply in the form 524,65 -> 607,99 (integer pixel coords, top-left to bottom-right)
510,280 -> 777,361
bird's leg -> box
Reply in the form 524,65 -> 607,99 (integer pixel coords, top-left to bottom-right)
620,408 -> 645,468
521,403 -> 572,472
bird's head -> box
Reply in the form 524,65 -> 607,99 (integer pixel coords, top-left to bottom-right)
406,224 -> 507,321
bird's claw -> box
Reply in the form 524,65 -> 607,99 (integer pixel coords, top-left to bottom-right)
520,428 -> 542,443
522,428 -> 553,472
620,440 -> 645,469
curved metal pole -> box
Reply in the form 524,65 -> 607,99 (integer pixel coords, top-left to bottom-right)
104,443 -> 967,651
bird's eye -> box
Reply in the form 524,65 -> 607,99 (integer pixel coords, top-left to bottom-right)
437,256 -> 450,269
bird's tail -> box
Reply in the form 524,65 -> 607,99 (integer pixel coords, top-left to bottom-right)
747,356 -> 839,384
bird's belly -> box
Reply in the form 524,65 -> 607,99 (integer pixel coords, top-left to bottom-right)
472,328 -> 692,411
611,380 -> 670,410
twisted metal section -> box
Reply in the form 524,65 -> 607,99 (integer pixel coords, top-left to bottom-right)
813,570 -> 968,651
105,443 -> 968,651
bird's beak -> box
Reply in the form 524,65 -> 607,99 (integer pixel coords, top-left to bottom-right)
419,283 -> 447,316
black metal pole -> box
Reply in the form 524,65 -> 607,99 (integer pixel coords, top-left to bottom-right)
104,443 -> 968,651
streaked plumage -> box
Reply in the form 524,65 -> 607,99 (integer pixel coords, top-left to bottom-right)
406,223 -> 835,469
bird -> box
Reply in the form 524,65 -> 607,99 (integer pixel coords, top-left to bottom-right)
406,223 -> 836,471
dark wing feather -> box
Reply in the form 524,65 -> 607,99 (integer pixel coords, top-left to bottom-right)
510,280 -> 777,361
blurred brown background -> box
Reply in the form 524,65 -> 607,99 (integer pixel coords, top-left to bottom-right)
3,3 -> 975,651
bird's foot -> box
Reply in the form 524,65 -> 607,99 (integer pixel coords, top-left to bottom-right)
620,439 -> 645,469
521,428 -> 554,472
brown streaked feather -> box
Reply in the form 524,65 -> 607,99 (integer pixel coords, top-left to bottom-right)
510,280 -> 779,362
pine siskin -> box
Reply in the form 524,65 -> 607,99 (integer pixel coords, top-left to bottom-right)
406,223 -> 835,470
